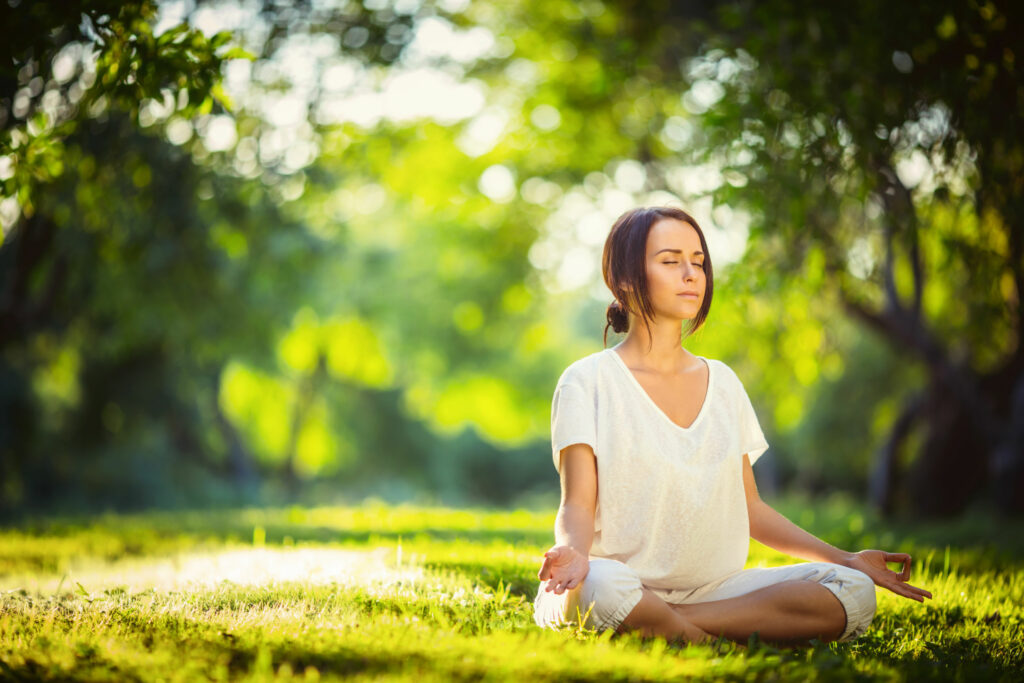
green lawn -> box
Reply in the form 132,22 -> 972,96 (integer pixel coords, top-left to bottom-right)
1,495 -> 1022,681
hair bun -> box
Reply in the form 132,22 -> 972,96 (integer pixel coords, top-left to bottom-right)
606,300 -> 629,334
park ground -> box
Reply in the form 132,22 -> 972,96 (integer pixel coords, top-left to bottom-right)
1,494 -> 1023,682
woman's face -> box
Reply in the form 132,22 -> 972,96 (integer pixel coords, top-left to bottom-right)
643,218 -> 706,321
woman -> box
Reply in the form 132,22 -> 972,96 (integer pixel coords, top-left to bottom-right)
533,206 -> 932,646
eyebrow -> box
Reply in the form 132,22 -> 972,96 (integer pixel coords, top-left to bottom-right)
654,249 -> 704,257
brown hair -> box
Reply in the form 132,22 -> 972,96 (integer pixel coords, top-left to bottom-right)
602,206 -> 714,349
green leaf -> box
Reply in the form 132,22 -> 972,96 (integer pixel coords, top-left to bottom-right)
220,46 -> 257,61
210,83 -> 235,113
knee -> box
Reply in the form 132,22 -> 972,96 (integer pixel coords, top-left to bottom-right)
577,559 -> 628,605
841,567 -> 877,615
572,558 -> 643,631
805,562 -> 877,609
833,566 -> 877,641
534,557 -> 635,631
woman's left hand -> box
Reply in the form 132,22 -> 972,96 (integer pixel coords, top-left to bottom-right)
844,549 -> 933,602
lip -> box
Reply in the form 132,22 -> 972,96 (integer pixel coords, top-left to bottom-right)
677,292 -> 700,298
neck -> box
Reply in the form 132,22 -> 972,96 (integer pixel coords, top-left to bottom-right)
616,315 -> 693,372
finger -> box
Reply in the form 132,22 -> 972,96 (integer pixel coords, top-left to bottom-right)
886,567 -> 907,583
885,552 -> 912,580
890,559 -> 910,582
887,582 -> 923,602
538,558 -> 552,580
882,579 -> 909,596
908,588 -> 932,601
903,582 -> 933,599
886,584 -> 919,602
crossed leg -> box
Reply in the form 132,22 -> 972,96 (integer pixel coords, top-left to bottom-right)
618,579 -> 846,646
614,587 -> 712,644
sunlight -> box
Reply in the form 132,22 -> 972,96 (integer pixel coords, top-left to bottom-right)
156,0 -> 495,134
3,546 -> 423,594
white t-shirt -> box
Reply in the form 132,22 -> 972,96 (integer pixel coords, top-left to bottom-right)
550,348 -> 770,591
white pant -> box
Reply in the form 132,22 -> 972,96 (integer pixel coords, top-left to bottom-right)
533,558 -> 877,642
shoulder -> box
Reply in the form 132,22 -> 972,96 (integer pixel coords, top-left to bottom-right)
705,357 -> 744,393
706,358 -> 764,415
555,349 -> 607,390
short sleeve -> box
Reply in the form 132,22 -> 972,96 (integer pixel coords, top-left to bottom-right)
550,380 -> 597,473
736,380 -> 770,466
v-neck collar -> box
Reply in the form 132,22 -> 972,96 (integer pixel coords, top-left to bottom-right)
605,348 -> 713,433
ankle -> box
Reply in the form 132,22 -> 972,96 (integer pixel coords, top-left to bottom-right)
687,622 -> 712,644
672,615 -> 710,645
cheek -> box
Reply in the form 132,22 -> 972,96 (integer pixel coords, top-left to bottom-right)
654,271 -> 681,293
646,267 -> 666,288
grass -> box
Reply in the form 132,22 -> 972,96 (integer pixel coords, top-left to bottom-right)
1,494 -> 1022,681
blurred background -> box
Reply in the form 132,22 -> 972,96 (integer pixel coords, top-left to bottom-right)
1,0 -> 1021,522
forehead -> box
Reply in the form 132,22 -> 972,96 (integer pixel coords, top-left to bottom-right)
646,218 -> 702,254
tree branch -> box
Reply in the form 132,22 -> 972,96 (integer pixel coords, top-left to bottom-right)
838,286 -> 1003,446
874,160 -> 925,319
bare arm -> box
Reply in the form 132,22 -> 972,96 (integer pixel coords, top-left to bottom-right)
741,453 -> 933,602
554,443 -> 597,555
537,443 -> 597,593
740,453 -> 853,564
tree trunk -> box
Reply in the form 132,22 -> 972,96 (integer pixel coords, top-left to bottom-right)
869,391 -> 924,516
859,331 -> 1024,518
906,378 -> 990,517
984,354 -> 1024,516
834,157 -> 1020,516
840,276 -> 1023,517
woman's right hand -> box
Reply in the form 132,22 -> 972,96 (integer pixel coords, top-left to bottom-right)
537,545 -> 589,594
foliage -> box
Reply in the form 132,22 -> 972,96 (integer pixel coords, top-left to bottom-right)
618,0 -> 1024,516
459,0 -> 1024,515
0,0 -> 236,218
2,0 -> 1020,520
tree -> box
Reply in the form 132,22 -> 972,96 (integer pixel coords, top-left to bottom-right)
0,1 -> 239,514
584,0 -> 1024,516
1,0 -> 235,346
0,0 -> 568,514
8,0 -> 1017,518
